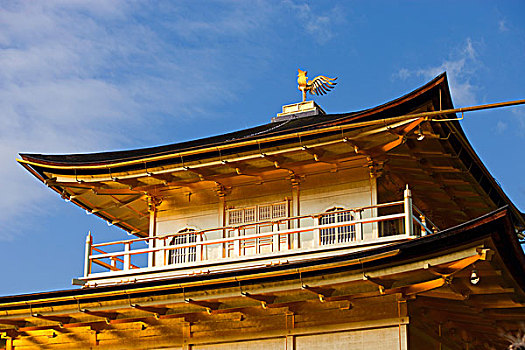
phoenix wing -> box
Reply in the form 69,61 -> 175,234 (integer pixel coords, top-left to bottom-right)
308,75 -> 337,96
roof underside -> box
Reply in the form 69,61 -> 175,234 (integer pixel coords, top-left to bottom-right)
17,73 -> 523,237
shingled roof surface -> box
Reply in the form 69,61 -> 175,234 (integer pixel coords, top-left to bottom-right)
20,73 -> 453,166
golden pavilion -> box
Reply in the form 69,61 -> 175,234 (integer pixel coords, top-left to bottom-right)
2,73 -> 525,349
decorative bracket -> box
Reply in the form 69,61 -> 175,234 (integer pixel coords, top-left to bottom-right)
147,195 -> 163,212
241,292 -> 276,309
301,284 -> 334,303
0,319 -> 27,329
363,275 -> 395,294
130,304 -> 168,320
80,309 -> 118,324
184,299 -> 220,315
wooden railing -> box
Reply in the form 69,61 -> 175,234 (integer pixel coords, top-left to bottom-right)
84,186 -> 438,277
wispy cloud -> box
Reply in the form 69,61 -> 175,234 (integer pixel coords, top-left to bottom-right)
0,1 -> 276,238
496,120 -> 508,134
283,0 -> 344,44
511,108 -> 525,136
498,19 -> 509,32
394,38 -> 480,106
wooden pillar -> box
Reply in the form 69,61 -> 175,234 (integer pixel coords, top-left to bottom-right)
148,209 -> 156,268
147,196 -> 159,268
292,180 -> 300,249
182,321 -> 191,350
5,336 -> 13,350
286,335 -> 295,350
286,311 -> 295,350
84,231 -> 92,277
218,192 -> 226,259
369,175 -> 378,239
404,185 -> 413,237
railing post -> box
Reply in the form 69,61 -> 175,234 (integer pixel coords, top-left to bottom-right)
313,216 -> 320,247
124,242 -> 131,270
234,228 -> 241,257
272,222 -> 280,252
355,210 -> 363,241
163,237 -> 168,266
404,185 -> 414,237
84,231 -> 92,277
196,234 -> 203,262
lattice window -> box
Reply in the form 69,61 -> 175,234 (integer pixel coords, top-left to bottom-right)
228,209 -> 243,225
227,201 -> 288,225
320,208 -> 355,245
272,202 -> 287,219
168,228 -> 197,264
258,205 -> 272,221
244,207 -> 256,223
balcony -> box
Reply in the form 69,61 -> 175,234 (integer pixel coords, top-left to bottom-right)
79,187 -> 439,287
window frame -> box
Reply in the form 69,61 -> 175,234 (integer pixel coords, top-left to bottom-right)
319,207 -> 356,245
168,227 -> 198,265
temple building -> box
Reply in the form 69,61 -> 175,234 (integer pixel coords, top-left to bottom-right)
2,73 -> 525,349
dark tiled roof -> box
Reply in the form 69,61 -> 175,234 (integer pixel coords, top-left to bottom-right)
20,73 -> 452,166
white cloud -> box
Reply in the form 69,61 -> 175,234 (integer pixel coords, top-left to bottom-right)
496,120 -> 508,134
498,19 -> 509,32
511,108 -> 525,136
394,38 -> 480,106
0,1 -> 275,238
283,1 -> 344,44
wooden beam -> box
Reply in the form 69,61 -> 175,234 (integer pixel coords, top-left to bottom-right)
0,320 -> 27,328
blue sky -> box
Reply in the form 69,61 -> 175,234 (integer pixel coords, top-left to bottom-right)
0,1 -> 524,296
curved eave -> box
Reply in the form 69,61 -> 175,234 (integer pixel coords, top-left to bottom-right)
18,73 -> 453,171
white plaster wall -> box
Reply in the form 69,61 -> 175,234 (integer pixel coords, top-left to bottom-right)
194,338 -> 285,350
153,164 -> 376,266
298,167 -> 376,248
295,326 -> 407,350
